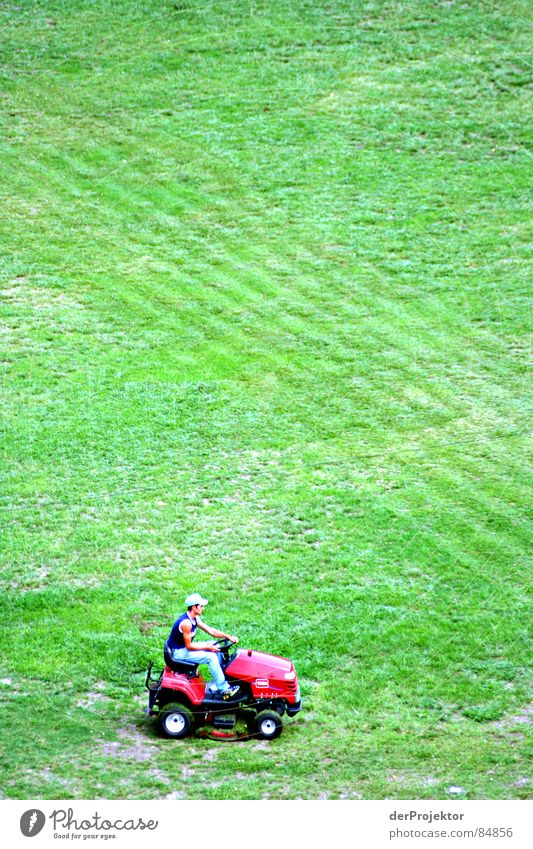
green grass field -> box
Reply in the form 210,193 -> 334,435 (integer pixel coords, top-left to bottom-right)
0,0 -> 531,800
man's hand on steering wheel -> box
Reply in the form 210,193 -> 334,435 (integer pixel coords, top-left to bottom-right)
213,637 -> 238,650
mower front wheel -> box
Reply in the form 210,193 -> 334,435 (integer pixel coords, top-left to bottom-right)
157,703 -> 194,739
252,709 -> 283,740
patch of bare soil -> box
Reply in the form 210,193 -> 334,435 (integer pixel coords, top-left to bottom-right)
36,767 -> 78,794
147,768 -> 171,786
101,722 -> 158,763
388,771 -> 439,788
76,691 -> 111,709
132,615 -> 166,635
493,702 -> 532,736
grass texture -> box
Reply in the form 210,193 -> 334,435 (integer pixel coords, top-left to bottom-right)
0,0 -> 531,799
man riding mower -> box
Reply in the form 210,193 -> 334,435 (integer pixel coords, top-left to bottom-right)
145,594 -> 302,740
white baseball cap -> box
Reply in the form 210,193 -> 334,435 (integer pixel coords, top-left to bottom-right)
185,593 -> 208,607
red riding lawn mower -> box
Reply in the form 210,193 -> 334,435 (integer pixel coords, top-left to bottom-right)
145,639 -> 302,741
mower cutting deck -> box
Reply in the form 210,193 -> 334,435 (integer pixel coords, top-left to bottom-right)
145,639 -> 301,740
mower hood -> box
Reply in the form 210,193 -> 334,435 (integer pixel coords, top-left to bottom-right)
226,648 -> 293,677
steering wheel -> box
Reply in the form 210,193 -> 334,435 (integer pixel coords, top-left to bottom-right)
214,638 -> 235,651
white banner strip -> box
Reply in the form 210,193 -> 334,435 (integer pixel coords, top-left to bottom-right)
2,800 -> 531,849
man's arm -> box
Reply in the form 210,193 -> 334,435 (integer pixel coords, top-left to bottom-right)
181,619 -> 220,652
197,618 -> 239,644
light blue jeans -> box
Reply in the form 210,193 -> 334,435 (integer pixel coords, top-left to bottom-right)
171,644 -> 229,692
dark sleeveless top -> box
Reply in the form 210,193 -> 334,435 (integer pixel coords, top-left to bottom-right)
167,612 -> 197,651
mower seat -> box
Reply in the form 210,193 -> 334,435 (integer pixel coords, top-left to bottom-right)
163,643 -> 199,677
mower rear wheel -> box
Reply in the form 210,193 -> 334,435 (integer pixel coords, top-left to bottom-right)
158,703 -> 194,739
252,709 -> 283,740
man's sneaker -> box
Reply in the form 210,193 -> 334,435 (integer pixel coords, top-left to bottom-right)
221,685 -> 240,700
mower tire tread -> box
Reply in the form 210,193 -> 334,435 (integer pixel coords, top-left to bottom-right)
252,709 -> 283,740
157,702 -> 194,739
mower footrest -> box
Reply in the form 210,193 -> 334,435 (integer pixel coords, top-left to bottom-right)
201,692 -> 247,709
